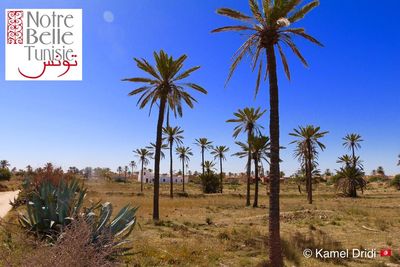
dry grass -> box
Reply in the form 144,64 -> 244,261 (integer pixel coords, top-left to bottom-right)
1,179 -> 400,266
80,180 -> 400,266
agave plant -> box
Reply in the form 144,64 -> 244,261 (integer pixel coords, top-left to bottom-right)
85,202 -> 138,257
19,178 -> 138,257
19,179 -> 86,238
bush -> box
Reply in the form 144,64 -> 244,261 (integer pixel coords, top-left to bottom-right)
368,176 -> 386,183
0,168 -> 12,181
199,173 -> 221,193
23,219 -> 115,267
390,174 -> 400,190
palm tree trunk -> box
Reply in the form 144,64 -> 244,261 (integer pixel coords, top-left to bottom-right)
351,145 -> 356,168
219,157 -> 223,193
182,160 -> 185,192
170,141 -> 174,198
267,44 -> 283,267
307,140 -> 313,204
140,161 -> 144,192
201,148 -> 205,175
153,96 -> 166,221
246,131 -> 252,206
253,158 -> 259,208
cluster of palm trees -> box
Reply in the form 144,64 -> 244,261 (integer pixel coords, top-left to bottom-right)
132,135 -> 230,197
124,1 -> 323,265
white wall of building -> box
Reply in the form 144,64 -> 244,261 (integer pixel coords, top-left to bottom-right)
137,168 -> 189,184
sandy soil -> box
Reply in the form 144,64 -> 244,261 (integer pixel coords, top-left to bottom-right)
0,191 -> 19,218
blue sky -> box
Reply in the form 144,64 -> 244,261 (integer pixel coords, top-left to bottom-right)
1,0 -> 399,175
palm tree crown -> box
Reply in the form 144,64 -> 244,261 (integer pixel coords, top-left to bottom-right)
123,50 -> 207,116
195,138 -> 213,150
163,126 -> 184,147
227,107 -> 266,138
203,160 -> 216,174
290,125 -> 328,164
211,146 -> 230,161
213,0 -> 322,92
133,148 -> 152,167
176,146 -> 193,164
146,142 -> 168,159
343,133 -> 363,154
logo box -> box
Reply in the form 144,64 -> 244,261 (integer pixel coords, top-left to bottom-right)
5,9 -> 82,81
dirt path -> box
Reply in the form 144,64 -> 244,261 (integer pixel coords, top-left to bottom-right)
0,191 -> 19,218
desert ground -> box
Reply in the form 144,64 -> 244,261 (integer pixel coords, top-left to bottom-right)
1,178 -> 399,267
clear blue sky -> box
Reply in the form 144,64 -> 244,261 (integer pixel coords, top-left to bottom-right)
1,0 -> 399,175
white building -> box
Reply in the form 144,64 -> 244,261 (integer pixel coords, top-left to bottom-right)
138,168 -> 189,184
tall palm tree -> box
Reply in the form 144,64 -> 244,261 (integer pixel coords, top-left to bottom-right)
176,146 -> 193,192
233,135 -> 270,207
290,125 -> 328,204
194,138 -> 213,175
203,160 -> 216,176
124,50 -> 207,220
210,145 -> 230,193
0,160 -> 10,169
343,133 -> 363,167
213,1 -> 322,265
130,161 -> 136,177
163,126 -> 184,198
134,148 -> 152,192
146,142 -> 168,160
227,107 -> 266,205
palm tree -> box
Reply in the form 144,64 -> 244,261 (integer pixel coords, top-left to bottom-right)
211,145 -> 230,193
343,133 -> 363,167
290,125 -> 328,204
146,142 -> 168,160
124,50 -> 207,220
26,165 -> 33,173
117,166 -> 122,176
124,166 -> 129,182
213,1 -> 322,264
195,138 -> 213,175
134,148 -> 152,192
227,107 -> 266,205
233,135 -> 270,207
398,154 -> 400,166
0,160 -> 10,169
163,126 -> 184,198
176,146 -> 193,192
203,160 -> 216,176
130,161 -> 136,177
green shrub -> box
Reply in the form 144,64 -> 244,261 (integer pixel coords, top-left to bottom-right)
368,176 -> 386,183
0,168 -> 12,181
390,174 -> 400,190
199,173 -> 221,193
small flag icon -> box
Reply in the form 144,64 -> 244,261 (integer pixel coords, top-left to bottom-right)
380,249 -> 392,257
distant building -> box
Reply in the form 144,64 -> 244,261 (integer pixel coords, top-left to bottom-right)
138,168 -> 189,184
